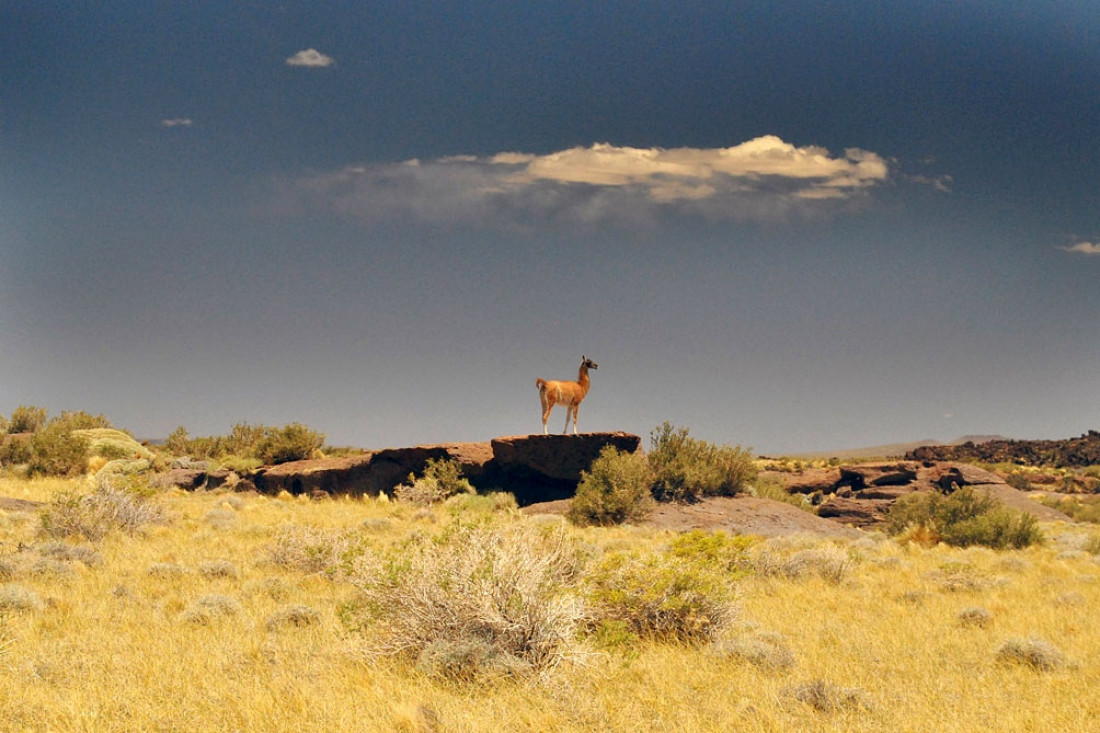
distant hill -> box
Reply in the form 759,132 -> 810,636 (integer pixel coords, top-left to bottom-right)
784,435 -> 1008,461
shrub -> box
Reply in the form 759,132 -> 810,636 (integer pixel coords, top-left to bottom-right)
957,606 -> 993,628
585,543 -> 741,643
395,458 -> 475,506
224,422 -> 268,457
995,637 -> 1066,671
179,594 -> 241,624
887,486 -> 1044,549
0,434 -> 32,466
165,426 -> 192,456
265,604 -> 321,631
26,422 -> 90,477
39,479 -> 168,541
8,405 -> 48,434
709,632 -> 797,672
0,584 -> 45,613
253,423 -> 325,465
198,560 -> 239,579
443,491 -> 518,516
348,523 -> 586,678
265,525 -> 363,577
787,680 -> 871,712
648,422 -> 755,502
753,545 -> 855,584
568,445 -> 655,526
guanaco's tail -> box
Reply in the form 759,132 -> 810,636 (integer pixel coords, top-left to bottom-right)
535,378 -> 547,392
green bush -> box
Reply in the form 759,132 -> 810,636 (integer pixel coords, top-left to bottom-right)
26,422 -> 90,477
165,426 -> 192,456
585,540 -> 742,643
0,434 -> 32,467
887,486 -> 1044,549
568,445 -> 655,526
8,405 -> 48,434
253,423 -> 325,465
648,422 -> 756,502
395,457 -> 476,506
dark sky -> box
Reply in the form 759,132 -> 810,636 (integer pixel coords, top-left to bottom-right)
3,1 -> 1099,453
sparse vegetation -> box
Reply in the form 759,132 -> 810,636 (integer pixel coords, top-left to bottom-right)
0,414 -> 1097,731
163,421 -> 325,466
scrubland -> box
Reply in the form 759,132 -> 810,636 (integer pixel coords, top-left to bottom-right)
1,476 -> 1099,732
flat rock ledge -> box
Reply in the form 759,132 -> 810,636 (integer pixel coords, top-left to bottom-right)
160,432 -> 641,506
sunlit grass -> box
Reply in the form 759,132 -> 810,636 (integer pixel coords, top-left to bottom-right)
1,478 -> 1098,731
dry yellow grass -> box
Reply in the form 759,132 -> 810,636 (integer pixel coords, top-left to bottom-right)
1,477 -> 1098,731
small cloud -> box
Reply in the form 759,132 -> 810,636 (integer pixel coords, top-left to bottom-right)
161,118 -> 193,128
909,173 -> 953,193
272,136 -> 893,229
286,48 -> 335,67
1058,241 -> 1100,255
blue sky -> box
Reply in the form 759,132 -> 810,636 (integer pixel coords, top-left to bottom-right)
3,1 -> 1099,453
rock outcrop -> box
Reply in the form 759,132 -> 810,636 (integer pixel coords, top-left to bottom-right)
906,431 -> 1100,467
769,460 -> 1070,529
160,433 -> 641,506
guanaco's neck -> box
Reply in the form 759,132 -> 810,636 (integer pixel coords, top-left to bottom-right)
577,366 -> 590,392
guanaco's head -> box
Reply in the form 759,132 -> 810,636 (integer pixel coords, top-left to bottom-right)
581,355 -> 598,371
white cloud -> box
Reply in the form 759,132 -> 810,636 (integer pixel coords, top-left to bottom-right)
274,136 -> 892,227
286,48 -> 335,67
1059,241 -> 1100,255
161,118 -> 192,128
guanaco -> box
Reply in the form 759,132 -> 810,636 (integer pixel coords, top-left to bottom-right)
536,356 -> 598,435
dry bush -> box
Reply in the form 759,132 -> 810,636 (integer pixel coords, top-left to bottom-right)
348,522 -> 586,679
0,583 -> 45,613
147,562 -> 189,579
179,594 -> 242,624
198,559 -> 239,579
39,480 -> 168,541
708,631 -> 796,672
995,637 -> 1067,671
265,604 -> 321,631
957,606 -> 993,628
753,544 -> 856,584
787,679 -> 871,712
265,524 -> 363,578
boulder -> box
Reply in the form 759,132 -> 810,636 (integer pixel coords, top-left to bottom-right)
817,496 -> 891,528
781,468 -> 843,495
154,468 -> 208,490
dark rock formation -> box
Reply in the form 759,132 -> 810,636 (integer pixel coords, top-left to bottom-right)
906,431 -> 1100,467
485,432 -> 642,504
